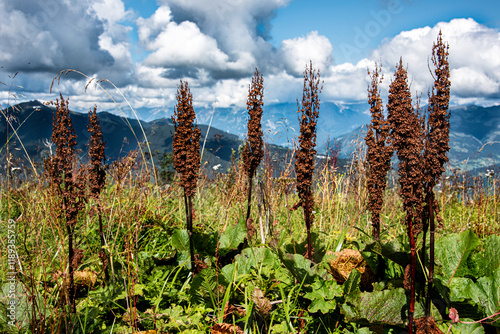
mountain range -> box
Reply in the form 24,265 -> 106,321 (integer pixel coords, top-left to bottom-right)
1,100 -> 498,175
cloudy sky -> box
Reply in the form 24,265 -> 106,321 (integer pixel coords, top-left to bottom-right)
1,0 -> 499,116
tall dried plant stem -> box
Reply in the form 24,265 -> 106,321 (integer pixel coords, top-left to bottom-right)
423,31 -> 451,316
88,106 -> 108,282
387,60 -> 424,334
172,81 -> 201,275
242,69 -> 264,239
365,62 -> 393,241
294,61 -> 322,260
44,95 -> 86,316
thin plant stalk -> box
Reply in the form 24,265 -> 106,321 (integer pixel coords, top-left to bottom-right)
423,31 -> 451,317
172,80 -> 201,275
294,61 -> 322,260
242,69 -> 264,239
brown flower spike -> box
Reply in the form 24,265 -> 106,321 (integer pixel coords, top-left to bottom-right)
172,80 -> 201,274
387,59 -> 424,333
87,106 -> 108,282
44,94 -> 86,314
295,61 -> 322,260
242,69 -> 264,238
365,62 -> 393,241
423,30 -> 451,317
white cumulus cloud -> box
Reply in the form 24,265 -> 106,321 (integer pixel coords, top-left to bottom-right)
280,31 -> 334,77
370,18 -> 500,103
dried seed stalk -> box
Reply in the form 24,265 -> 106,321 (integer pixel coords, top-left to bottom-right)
242,69 -> 264,239
365,63 -> 393,240
44,94 -> 86,314
295,61 -> 322,260
387,60 -> 424,333
87,106 -> 108,282
172,80 -> 201,274
423,31 -> 451,316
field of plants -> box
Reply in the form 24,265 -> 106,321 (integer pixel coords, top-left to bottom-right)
1,33 -> 499,334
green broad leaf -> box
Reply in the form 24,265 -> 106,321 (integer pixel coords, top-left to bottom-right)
218,220 -> 246,254
450,320 -> 485,334
279,252 -> 316,284
115,283 -> 146,300
171,229 -> 190,252
449,277 -> 476,302
484,234 -> 500,277
342,288 -> 407,326
343,269 -> 361,298
304,279 -> 342,314
363,240 -> 408,268
221,246 -> 290,284
449,268 -> 500,320
435,230 -> 481,285
474,268 -> 500,317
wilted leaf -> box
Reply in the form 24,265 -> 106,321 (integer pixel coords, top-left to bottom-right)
212,323 -> 244,334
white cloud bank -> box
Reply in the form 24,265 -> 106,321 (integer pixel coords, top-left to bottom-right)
0,0 -> 499,114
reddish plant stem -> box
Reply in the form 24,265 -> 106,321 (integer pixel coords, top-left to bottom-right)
98,208 -> 109,283
246,173 -> 254,225
408,213 -> 416,334
185,192 -> 195,275
67,220 -> 75,314
426,188 -> 435,316
304,200 -> 313,260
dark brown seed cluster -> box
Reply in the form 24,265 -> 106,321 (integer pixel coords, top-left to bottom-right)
387,59 -> 424,233
242,69 -> 264,234
44,95 -> 86,229
423,31 -> 451,221
87,106 -> 106,199
172,80 -> 201,198
387,59 -> 424,330
242,69 -> 264,179
365,63 -> 393,240
172,80 -> 201,275
294,61 -> 322,260
44,94 -> 86,313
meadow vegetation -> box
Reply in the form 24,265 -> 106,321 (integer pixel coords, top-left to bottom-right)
0,32 -> 499,334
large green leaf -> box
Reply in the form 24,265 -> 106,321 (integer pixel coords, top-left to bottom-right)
435,230 -> 481,285
279,252 -> 316,285
484,234 -> 500,277
473,269 -> 500,318
171,229 -> 190,252
449,268 -> 500,322
221,246 -> 290,284
343,269 -> 361,298
171,229 -> 191,266
342,288 -> 407,326
304,279 -> 342,314
450,320 -> 485,334
218,220 -> 246,255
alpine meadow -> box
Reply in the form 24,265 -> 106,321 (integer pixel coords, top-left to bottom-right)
1,30 -> 500,334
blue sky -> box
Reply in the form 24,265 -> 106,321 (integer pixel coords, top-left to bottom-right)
271,0 -> 500,63
1,0 -> 499,115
